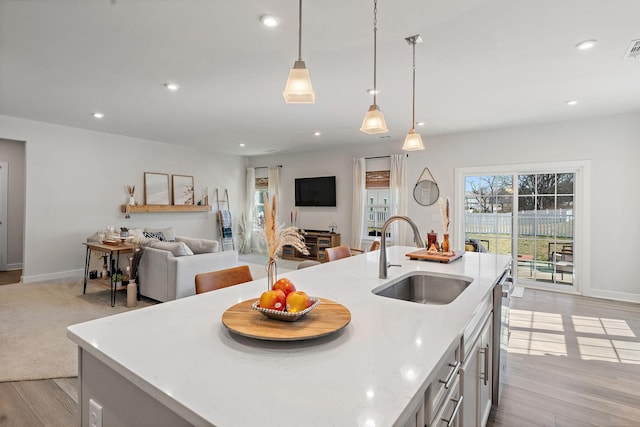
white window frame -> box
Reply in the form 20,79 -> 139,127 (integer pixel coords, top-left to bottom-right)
455,160 -> 591,296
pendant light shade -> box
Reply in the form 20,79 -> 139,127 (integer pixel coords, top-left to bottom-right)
402,35 -> 425,151
360,0 -> 388,134
360,104 -> 388,134
402,128 -> 424,151
283,60 -> 315,103
283,0 -> 315,104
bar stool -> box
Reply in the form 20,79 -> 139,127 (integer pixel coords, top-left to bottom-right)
195,265 -> 253,294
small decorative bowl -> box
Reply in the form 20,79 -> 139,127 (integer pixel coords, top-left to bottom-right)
251,298 -> 320,322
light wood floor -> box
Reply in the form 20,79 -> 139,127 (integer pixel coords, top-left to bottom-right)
1,289 -> 638,426
0,377 -> 77,426
488,289 -> 640,426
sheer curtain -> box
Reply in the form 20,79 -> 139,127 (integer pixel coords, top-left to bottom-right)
351,158 -> 366,249
242,167 -> 256,253
268,166 -> 281,223
390,154 -> 409,246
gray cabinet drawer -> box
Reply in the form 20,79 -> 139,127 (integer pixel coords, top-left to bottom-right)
424,343 -> 461,424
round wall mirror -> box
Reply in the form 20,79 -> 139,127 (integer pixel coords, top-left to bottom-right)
413,167 -> 440,206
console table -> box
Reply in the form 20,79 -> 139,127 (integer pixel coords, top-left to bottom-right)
83,242 -> 135,306
282,231 -> 340,263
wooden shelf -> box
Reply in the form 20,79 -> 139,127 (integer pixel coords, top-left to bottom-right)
120,205 -> 212,213
282,231 -> 340,263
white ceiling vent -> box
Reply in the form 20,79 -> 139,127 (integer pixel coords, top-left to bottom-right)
623,39 -> 640,59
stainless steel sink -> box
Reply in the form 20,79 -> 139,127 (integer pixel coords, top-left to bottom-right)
373,272 -> 472,305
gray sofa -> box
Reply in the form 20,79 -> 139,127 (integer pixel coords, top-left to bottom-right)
137,236 -> 238,302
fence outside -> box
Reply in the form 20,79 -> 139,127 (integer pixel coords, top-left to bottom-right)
465,211 -> 573,238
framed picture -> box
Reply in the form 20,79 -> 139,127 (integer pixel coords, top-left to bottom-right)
172,174 -> 194,205
144,172 -> 170,205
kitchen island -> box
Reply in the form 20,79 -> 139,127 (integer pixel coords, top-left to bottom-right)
67,247 -> 510,427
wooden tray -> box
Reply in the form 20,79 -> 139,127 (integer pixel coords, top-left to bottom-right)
405,249 -> 464,263
221,298 -> 351,341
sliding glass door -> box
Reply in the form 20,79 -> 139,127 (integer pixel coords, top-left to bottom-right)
459,163 -> 584,293
464,175 -> 514,259
516,173 -> 574,287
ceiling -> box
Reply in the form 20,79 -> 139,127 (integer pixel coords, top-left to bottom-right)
1,0 -> 639,156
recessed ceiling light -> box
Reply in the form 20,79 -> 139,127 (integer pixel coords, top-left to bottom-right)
566,100 -> 578,106
576,39 -> 597,51
416,121 -> 425,126
313,131 -> 321,136
239,143 -> 246,147
164,83 -> 180,91
367,89 -> 378,95
260,15 -> 280,27
92,112 -> 104,119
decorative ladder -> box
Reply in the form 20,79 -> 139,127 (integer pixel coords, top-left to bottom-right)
215,189 -> 235,251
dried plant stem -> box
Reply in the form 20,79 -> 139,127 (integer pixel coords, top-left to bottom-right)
439,197 -> 450,234
263,194 -> 309,261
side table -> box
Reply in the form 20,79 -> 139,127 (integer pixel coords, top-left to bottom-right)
83,242 -> 135,307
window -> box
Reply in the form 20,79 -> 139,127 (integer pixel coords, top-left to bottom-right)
254,177 -> 268,230
366,188 -> 390,237
364,170 -> 391,239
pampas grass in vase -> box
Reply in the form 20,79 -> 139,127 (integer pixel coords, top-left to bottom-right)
263,194 -> 309,289
438,197 -> 451,253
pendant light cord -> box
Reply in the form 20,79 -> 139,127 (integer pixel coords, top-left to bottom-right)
298,0 -> 303,61
411,38 -> 416,130
373,0 -> 378,106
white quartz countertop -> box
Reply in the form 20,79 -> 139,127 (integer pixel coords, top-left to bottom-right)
67,247 -> 510,427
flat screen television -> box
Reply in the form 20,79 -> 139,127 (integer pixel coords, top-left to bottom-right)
295,176 -> 336,207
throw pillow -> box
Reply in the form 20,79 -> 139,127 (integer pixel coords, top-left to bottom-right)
143,231 -> 165,241
128,228 -> 145,238
86,232 -> 103,243
176,237 -> 218,254
148,241 -> 194,257
144,227 -> 176,242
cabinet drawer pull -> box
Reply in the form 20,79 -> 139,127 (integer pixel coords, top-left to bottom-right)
480,343 -> 490,385
441,395 -> 463,427
439,361 -> 461,390
484,343 -> 490,385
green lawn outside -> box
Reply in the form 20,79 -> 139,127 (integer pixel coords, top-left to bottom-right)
467,233 -> 572,262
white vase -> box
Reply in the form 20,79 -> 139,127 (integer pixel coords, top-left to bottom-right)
128,196 -> 135,206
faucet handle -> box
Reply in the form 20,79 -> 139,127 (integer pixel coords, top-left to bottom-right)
387,263 -> 401,269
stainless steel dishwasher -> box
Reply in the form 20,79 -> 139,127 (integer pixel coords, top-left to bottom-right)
492,269 -> 512,406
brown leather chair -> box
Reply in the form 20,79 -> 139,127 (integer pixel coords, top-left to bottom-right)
195,265 -> 253,294
325,245 -> 354,262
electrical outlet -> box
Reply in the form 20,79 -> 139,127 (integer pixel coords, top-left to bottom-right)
89,398 -> 102,427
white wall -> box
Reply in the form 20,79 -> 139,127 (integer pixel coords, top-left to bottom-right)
3,111 -> 638,300
251,112 -> 640,302
0,115 -> 246,283
0,138 -> 25,268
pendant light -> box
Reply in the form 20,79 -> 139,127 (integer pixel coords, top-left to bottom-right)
360,0 -> 388,134
402,35 -> 425,151
283,0 -> 315,103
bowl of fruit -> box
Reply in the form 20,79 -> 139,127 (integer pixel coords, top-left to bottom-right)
252,278 -> 319,322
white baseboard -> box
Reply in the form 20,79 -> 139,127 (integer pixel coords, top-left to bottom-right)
6,263 -> 22,270
589,289 -> 640,304
22,269 -> 84,284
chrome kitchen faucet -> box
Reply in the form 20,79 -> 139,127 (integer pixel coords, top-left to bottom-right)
379,216 -> 425,279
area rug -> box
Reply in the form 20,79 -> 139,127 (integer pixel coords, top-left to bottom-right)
0,279 -> 155,382
0,261 -> 295,382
